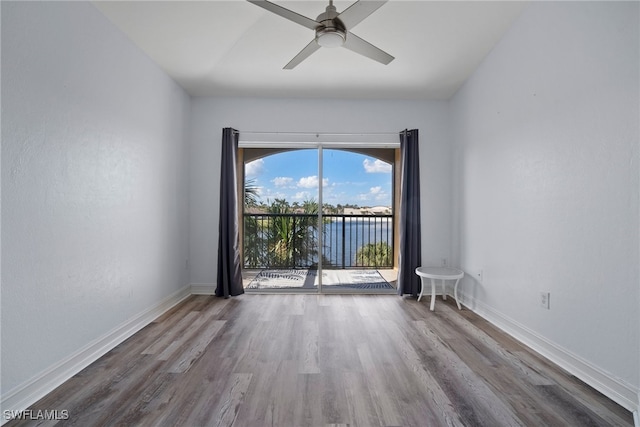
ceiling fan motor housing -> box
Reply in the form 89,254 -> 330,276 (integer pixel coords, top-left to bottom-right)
315,4 -> 346,47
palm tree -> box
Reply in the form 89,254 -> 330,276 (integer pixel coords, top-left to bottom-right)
267,199 -> 294,266
244,178 -> 259,207
355,242 -> 392,267
263,198 -> 319,268
243,178 -> 262,267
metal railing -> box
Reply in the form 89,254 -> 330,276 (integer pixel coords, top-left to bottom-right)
243,213 -> 394,269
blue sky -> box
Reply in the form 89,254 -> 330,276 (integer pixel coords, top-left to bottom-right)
245,149 -> 392,207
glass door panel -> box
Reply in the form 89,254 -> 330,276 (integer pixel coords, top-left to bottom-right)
242,148 -> 319,292
320,149 -> 397,293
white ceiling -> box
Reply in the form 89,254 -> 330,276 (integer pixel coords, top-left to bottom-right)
93,1 -> 528,100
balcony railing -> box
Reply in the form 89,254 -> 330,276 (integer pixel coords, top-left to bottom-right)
243,213 -> 394,269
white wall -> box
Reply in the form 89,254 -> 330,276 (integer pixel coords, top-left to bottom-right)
1,1 -> 191,400
188,97 -> 451,289
450,1 -> 639,411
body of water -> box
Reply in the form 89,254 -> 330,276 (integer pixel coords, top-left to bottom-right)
321,217 -> 393,268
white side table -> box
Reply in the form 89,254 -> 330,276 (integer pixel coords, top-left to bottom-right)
415,266 -> 464,311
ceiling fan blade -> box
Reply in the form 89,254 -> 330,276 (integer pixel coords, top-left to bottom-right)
284,40 -> 321,69
337,0 -> 387,29
247,0 -> 319,30
343,32 -> 394,65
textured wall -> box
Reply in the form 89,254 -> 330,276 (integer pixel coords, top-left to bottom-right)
450,1 -> 639,405
1,2 -> 191,395
188,97 -> 451,287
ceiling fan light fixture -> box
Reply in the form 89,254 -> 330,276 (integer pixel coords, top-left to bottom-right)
316,28 -> 346,48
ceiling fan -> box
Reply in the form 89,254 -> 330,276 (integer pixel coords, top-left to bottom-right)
247,0 -> 394,69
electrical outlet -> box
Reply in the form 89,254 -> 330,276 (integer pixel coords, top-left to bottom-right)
441,258 -> 447,266
540,292 -> 550,309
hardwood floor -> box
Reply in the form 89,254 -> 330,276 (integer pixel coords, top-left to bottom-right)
7,295 -> 633,426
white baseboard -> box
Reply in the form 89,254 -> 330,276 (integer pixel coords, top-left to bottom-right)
1,284 -> 191,425
457,291 -> 640,415
190,283 -> 216,295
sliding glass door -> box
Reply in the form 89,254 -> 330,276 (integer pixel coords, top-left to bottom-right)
240,137 -> 398,293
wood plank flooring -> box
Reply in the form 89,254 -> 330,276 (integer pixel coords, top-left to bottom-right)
6,295 -> 633,426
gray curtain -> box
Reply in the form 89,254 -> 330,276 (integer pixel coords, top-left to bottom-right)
216,128 -> 244,298
397,129 -> 422,297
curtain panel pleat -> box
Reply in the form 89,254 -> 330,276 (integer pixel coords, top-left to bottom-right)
397,129 -> 422,297
216,128 -> 244,298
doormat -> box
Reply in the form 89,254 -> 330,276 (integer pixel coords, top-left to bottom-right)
320,270 -> 394,289
245,269 -> 315,289
245,269 -> 394,290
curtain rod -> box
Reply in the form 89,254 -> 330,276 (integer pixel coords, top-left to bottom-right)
237,131 -> 400,136
237,131 -> 401,148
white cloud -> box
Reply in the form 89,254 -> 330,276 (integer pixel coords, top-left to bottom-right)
293,191 -> 312,200
358,186 -> 389,203
363,158 -> 392,174
298,176 -> 318,188
298,175 -> 328,188
245,159 -> 264,177
272,176 -> 294,187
